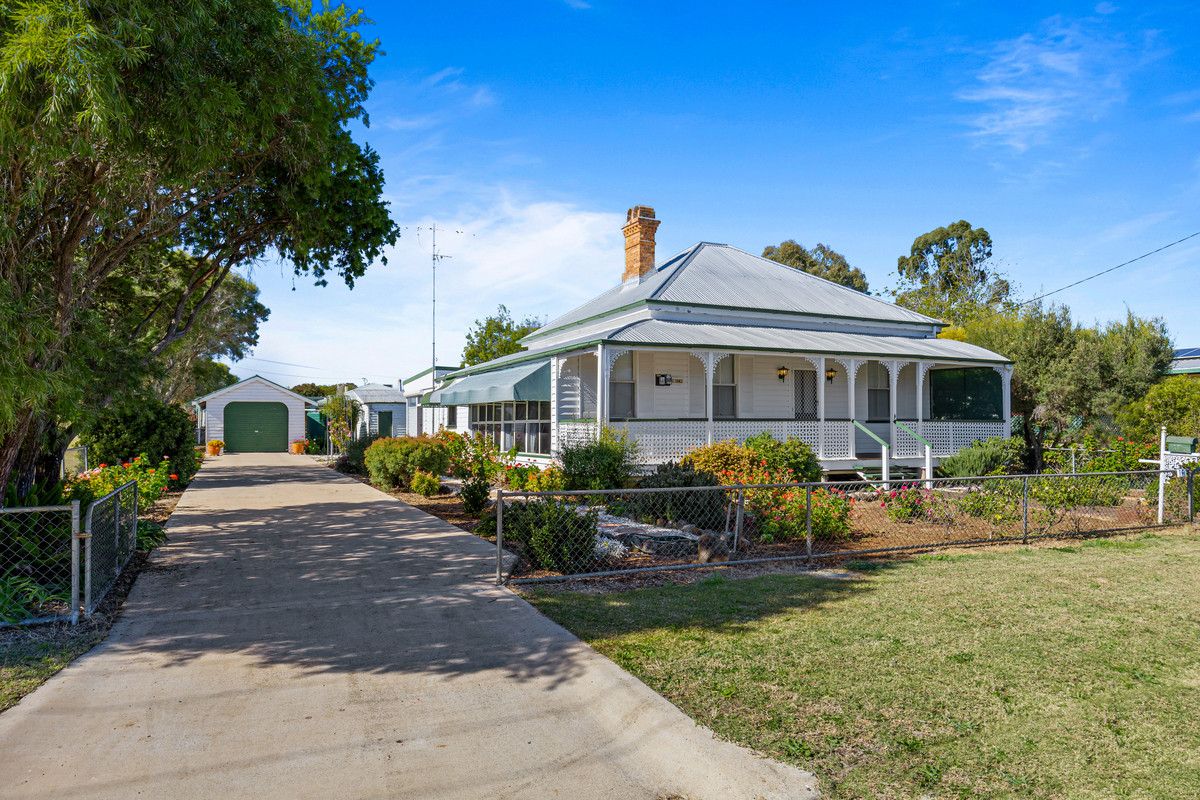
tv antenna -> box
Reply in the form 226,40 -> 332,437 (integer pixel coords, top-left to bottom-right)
412,224 -> 471,384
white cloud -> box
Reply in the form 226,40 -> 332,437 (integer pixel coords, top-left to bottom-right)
228,193 -> 626,386
958,17 -> 1136,152
1094,2 -> 1118,14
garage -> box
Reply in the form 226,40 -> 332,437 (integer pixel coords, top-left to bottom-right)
190,376 -> 316,452
224,402 -> 288,452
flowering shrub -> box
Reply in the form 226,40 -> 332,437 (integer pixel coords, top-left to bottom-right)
684,439 -> 754,481
956,488 -> 1020,524
878,483 -> 942,523
719,459 -> 853,541
449,432 -> 511,482
744,431 -> 822,483
66,454 -> 173,508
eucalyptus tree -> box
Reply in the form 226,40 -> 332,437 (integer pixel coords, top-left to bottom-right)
0,0 -> 398,490
761,240 -> 869,292
892,221 -> 1014,325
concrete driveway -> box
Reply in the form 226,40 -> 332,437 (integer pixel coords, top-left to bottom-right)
0,453 -> 817,799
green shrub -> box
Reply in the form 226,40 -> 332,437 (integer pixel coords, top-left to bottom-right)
343,433 -> 384,475
526,465 -> 564,492
1117,375 -> 1200,446
137,521 -> 169,551
411,470 -> 441,498
460,478 -> 490,515
744,431 -> 822,483
502,499 -> 598,573
956,488 -> 1021,523
363,437 -> 450,489
633,461 -> 725,529
303,438 -> 325,455
938,437 -> 1025,478
81,399 -> 198,485
683,439 -> 753,481
559,426 -> 639,490
66,454 -> 173,508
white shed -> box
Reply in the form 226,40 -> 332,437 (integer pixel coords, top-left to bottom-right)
191,376 -> 315,452
344,383 -> 407,438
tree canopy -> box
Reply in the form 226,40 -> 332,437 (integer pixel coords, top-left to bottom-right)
0,0 -> 398,491
290,383 -> 357,397
461,306 -> 542,367
892,221 -> 1014,325
958,304 -> 1172,468
1117,376 -> 1200,445
761,241 -> 869,292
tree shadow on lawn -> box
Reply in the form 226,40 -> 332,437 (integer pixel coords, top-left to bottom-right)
526,562 -> 903,642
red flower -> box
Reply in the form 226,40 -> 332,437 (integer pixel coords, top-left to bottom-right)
169,474 -> 178,480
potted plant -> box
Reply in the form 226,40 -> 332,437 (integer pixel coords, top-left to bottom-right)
291,438 -> 309,455
207,439 -> 225,456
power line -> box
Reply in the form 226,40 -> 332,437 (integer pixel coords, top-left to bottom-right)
1018,229 -> 1200,308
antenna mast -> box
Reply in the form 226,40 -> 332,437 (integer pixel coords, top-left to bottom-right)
431,224 -> 452,382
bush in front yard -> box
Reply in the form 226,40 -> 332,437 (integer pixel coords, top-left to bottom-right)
559,426 -> 640,490
744,431 -> 822,483
80,399 -> 198,485
634,461 -> 726,529
342,433 -> 384,474
683,439 -> 753,481
363,437 -> 450,489
502,499 -> 598,574
411,470 -> 440,498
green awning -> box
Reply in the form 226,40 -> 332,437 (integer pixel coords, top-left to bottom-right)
431,360 -> 550,405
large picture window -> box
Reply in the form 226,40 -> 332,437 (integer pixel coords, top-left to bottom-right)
468,401 -> 551,454
929,368 -> 1003,420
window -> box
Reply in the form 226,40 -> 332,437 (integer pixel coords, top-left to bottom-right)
468,401 -> 551,454
929,368 -> 1002,420
867,361 -> 890,421
447,405 -> 457,428
609,353 -> 635,419
794,370 -> 817,421
714,356 -> 736,419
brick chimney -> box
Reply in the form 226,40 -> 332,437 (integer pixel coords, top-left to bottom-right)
622,206 -> 660,283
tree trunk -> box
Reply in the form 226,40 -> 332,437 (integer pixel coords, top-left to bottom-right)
0,409 -> 37,504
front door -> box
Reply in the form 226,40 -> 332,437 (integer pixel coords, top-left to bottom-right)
793,370 -> 817,421
377,410 -> 393,437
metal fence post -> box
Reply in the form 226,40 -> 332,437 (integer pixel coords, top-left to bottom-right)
496,488 -> 504,586
84,502 -> 93,616
805,485 -> 812,562
1021,476 -> 1029,544
70,500 -> 80,626
1189,469 -> 1195,524
733,488 -> 744,554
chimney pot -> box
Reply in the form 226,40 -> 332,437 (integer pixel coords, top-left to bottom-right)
622,205 -> 660,283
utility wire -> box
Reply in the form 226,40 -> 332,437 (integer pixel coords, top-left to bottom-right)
1017,229 -> 1200,308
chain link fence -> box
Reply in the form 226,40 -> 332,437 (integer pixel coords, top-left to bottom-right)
496,469 -> 1190,585
83,481 -> 138,616
0,503 -> 81,625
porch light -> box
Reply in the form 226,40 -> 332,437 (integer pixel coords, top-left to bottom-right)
825,366 -> 837,383
777,366 -> 788,382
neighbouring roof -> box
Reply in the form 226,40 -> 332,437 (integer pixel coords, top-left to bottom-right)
1168,347 -> 1200,374
403,365 -> 460,384
526,242 -> 941,342
190,375 -> 317,406
344,383 -> 407,403
431,361 -> 550,405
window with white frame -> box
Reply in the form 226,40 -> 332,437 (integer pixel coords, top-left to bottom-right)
714,356 -> 736,419
468,401 -> 551,454
609,353 -> 635,419
447,405 -> 458,428
867,361 -> 890,421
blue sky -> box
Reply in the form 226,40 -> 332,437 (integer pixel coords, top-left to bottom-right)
229,1 -> 1200,387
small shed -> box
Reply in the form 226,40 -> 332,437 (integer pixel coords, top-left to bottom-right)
345,383 -> 407,438
191,376 -> 315,452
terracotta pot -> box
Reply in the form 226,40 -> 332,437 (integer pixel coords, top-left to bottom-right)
207,445 -> 220,456
291,442 -> 305,455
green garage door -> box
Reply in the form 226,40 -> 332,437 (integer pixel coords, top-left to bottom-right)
224,402 -> 288,452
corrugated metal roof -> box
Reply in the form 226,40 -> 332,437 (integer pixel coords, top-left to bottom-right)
1168,354 -> 1200,373
607,320 -> 1009,363
345,383 -> 407,403
529,242 -> 940,338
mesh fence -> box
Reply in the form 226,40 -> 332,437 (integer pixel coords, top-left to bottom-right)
0,504 -> 79,624
498,469 -> 1190,584
85,481 -> 138,615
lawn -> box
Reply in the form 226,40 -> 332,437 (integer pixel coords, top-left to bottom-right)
528,531 -> 1200,799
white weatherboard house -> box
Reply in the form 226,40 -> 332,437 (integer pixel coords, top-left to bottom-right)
191,376 -> 316,452
429,207 -> 1014,475
344,383 -> 407,438
404,366 -> 460,437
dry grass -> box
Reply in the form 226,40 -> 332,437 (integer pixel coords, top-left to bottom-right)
529,528 -> 1200,799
